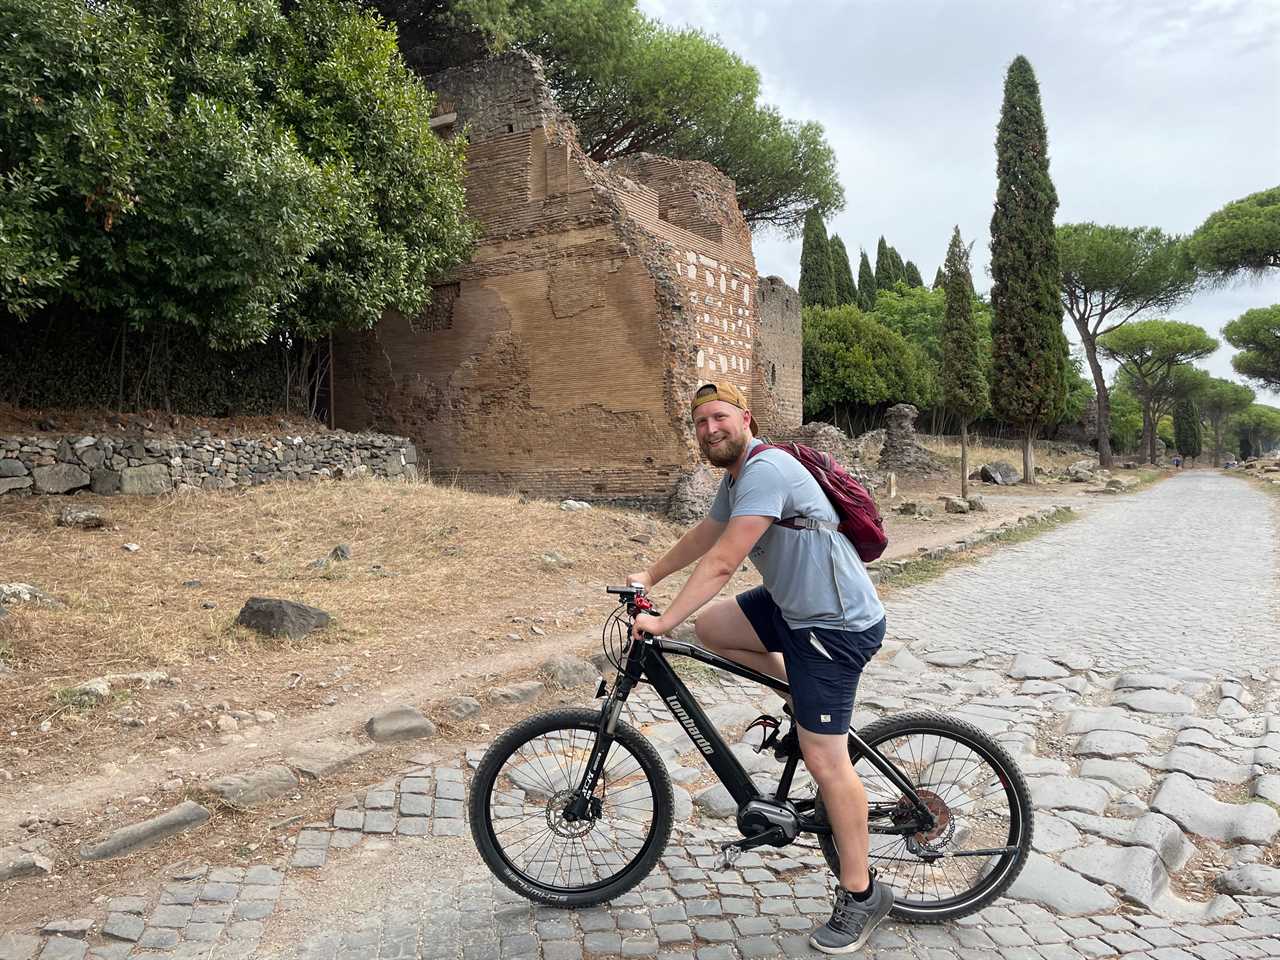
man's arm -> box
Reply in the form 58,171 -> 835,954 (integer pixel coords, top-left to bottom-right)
632,515 -> 773,639
630,517 -> 725,587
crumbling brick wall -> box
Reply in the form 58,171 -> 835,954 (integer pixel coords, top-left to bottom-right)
331,52 -> 800,504
751,276 -> 803,436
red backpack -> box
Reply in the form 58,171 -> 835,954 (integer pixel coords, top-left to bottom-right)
746,441 -> 888,562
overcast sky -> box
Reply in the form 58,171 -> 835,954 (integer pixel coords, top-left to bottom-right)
638,0 -> 1280,403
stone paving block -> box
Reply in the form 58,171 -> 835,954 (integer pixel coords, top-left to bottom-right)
363,811 -> 396,834
38,939 -> 86,960
434,799 -> 464,818
102,913 -> 145,943
396,816 -> 431,836
0,934 -> 41,960
693,946 -> 738,960
542,944 -> 582,960
199,881 -> 238,902
576,910 -> 616,932
86,945 -> 130,960
79,801 -> 211,862
105,897 -> 148,915
693,920 -> 734,942
398,794 -> 432,817
582,932 -> 622,955
333,808 -> 364,830
737,936 -> 780,959
436,780 -> 466,801
431,818 -> 465,836
290,845 -> 328,869
1074,937 -> 1119,958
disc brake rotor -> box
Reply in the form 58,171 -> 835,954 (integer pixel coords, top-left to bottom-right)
546,790 -> 599,839
898,788 -> 955,853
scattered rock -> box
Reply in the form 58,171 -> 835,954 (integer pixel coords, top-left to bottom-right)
365,705 -> 437,743
0,842 -> 54,882
490,681 -> 545,705
1059,844 -> 1168,909
79,801 -> 210,861
1007,654 -> 1069,680
122,543 -> 139,553
235,597 -> 331,640
692,783 -> 736,818
541,654 -> 598,689
942,496 -> 969,514
56,507 -> 104,529
1007,852 -> 1117,915
119,464 -> 172,496
980,461 -> 1020,485
965,494 -> 986,512
32,463 -> 90,494
443,696 -> 482,721
559,499 -> 592,511
1216,864 -> 1280,896
286,739 -> 374,780
0,582 -> 64,610
1113,689 -> 1195,715
1151,772 -> 1280,844
1027,776 -> 1110,814
40,920 -> 93,939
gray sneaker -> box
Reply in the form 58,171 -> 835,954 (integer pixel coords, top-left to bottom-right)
809,872 -> 894,954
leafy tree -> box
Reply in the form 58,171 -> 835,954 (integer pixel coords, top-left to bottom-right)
1199,377 -> 1255,466
390,0 -> 845,232
1189,186 -> 1280,279
1108,382 -> 1144,454
1057,223 -> 1200,467
872,284 -> 992,373
1,0 -> 473,374
932,266 -> 945,290
1173,398 -> 1202,461
798,209 -> 836,307
1232,404 -> 1280,458
989,56 -> 1068,484
1222,305 -> 1280,391
903,260 -> 925,288
856,250 -> 876,310
1098,320 -> 1218,463
802,305 -> 936,434
829,234 -> 857,306
940,227 -> 988,497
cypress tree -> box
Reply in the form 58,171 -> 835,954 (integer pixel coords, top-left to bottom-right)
798,208 -> 837,307
874,236 -> 895,291
829,234 -> 857,306
932,266 -> 945,289
989,55 -> 1068,484
888,246 -> 907,286
904,260 -> 924,287
941,227 -> 989,498
857,249 -> 876,310
1173,397 -> 1202,461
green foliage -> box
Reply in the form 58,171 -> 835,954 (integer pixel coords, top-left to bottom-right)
798,209 -> 836,307
0,0 -> 473,349
829,235 -> 857,306
874,237 -> 899,291
903,260 -> 924,288
932,266 -> 944,290
1157,415 -> 1176,453
1108,384 -> 1144,453
1173,398 -> 1201,458
1189,186 -> 1280,279
989,56 -> 1068,435
1223,304 -> 1280,391
1059,354 -> 1094,426
1173,399 -> 1201,459
940,227 -> 989,424
802,304 -> 936,432
1233,404 -> 1280,457
1199,377 -> 1255,464
856,250 -> 876,310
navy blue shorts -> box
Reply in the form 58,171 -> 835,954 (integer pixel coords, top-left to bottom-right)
735,586 -> 885,735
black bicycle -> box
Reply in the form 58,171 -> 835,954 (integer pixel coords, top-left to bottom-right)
469,585 -> 1033,922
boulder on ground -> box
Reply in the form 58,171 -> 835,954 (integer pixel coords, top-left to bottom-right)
365,705 -> 437,743
980,461 -> 1020,485
235,597 -> 330,639
57,507 -> 105,529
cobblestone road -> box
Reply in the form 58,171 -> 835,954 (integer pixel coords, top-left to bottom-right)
891,473 -> 1279,673
4,473 -> 1279,960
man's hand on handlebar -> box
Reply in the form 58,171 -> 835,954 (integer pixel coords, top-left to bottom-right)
625,570 -> 654,591
631,612 -> 667,642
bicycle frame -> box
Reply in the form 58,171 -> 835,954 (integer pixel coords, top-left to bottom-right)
568,629 -> 934,838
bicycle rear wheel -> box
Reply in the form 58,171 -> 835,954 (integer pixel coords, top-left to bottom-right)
469,707 -> 674,907
816,710 -> 1033,923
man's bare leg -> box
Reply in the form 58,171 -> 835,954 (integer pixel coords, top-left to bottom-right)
797,727 -> 871,892
694,597 -> 787,687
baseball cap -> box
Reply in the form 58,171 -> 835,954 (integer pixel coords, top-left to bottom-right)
691,381 -> 749,413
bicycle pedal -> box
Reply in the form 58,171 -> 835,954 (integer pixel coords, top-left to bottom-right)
719,843 -> 742,868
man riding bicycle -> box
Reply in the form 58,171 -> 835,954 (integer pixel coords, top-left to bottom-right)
627,381 -> 891,954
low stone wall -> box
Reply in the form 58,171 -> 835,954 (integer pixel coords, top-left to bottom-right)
0,431 -> 417,497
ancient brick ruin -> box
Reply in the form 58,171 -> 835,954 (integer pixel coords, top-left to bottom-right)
330,53 -> 801,504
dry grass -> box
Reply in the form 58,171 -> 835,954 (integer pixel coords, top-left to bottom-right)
916,438 -> 1085,475
0,476 -> 678,754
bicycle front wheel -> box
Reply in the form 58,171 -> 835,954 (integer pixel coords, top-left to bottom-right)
816,710 -> 1034,923
469,707 -> 674,907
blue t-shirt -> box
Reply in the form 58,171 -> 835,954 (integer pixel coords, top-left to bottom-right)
709,439 -> 885,632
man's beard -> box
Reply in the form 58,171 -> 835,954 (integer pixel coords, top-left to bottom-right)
700,431 -> 747,467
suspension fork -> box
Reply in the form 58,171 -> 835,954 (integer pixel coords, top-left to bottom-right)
564,672 -> 636,821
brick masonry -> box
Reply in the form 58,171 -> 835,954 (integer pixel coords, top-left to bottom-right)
330,52 -> 801,505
